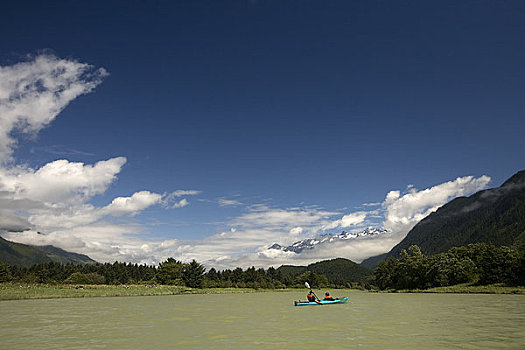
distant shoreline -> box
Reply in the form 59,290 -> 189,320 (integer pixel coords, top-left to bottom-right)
0,284 -> 299,301
374,284 -> 525,295
1,283 -> 523,301
410,284 -> 525,295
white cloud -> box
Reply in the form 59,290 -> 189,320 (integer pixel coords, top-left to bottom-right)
141,206 -> 343,267
170,198 -> 189,208
0,211 -> 32,232
323,211 -> 367,230
103,191 -> 163,216
0,54 -> 107,162
289,226 -> 303,235
248,235 -> 399,268
232,205 -> 337,229
5,174 -> 492,268
383,175 -> 491,238
385,190 -> 400,202
0,159 -> 194,263
1,228 -> 165,264
162,190 -> 200,208
0,54 -> 171,264
27,204 -> 99,230
1,175 -> 493,268
168,190 -> 201,197
218,198 -> 242,206
179,175 -> 492,269
0,157 -> 127,205
2,185 -> 190,262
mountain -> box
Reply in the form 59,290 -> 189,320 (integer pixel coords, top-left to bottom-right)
275,265 -> 307,277
0,237 -> 52,267
361,170 -> 525,269
0,236 -> 97,267
276,257 -> 373,284
269,227 -> 389,253
308,258 -> 373,283
35,245 -> 97,265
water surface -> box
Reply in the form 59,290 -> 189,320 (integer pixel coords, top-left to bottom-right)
2,291 -> 524,349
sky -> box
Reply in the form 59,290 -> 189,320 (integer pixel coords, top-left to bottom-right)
0,0 -> 523,268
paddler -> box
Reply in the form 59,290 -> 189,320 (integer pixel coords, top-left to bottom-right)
307,290 -> 317,302
323,292 -> 335,301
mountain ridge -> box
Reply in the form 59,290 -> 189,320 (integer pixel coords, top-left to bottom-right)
361,170 -> 525,269
276,257 -> 373,284
269,227 -> 389,253
0,236 -> 97,267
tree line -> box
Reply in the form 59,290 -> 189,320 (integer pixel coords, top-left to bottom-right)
0,260 -> 158,285
0,257 -> 339,289
1,242 -> 523,290
134,258 -> 370,289
374,243 -> 525,290
199,265 -> 332,289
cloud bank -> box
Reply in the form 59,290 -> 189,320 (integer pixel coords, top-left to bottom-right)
382,175 -> 491,239
187,174 -> 490,268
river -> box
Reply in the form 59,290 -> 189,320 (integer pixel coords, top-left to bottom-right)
1,291 -> 524,349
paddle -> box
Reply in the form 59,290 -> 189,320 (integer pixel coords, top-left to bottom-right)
304,282 -> 322,304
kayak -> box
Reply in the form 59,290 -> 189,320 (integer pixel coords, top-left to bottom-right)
294,297 -> 348,306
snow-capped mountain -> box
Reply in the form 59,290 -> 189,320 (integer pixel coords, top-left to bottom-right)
268,227 -> 389,253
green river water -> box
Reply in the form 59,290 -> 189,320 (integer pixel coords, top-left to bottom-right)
1,291 -> 524,349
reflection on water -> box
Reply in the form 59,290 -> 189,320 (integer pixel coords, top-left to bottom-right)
2,291 -> 524,349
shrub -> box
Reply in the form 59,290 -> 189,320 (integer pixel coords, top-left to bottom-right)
65,272 -> 106,285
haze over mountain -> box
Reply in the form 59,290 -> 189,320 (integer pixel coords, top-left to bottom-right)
2,170 -> 523,270
361,170 -> 525,269
0,236 -> 96,267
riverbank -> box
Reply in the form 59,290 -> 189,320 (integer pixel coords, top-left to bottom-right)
0,283 -> 288,301
2,283 -> 524,301
421,283 -> 525,294
381,283 -> 525,295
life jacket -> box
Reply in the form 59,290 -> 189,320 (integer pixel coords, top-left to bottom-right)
324,296 -> 335,301
307,293 -> 316,302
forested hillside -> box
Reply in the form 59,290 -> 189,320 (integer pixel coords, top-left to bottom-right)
276,258 -> 373,286
374,243 -> 524,290
0,237 -> 97,267
362,170 -> 525,268
308,258 -> 373,284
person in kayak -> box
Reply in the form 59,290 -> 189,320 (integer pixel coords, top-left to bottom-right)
307,291 -> 317,302
323,292 -> 335,301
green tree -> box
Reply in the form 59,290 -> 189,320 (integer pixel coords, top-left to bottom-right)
182,260 -> 205,288
204,267 -> 219,287
464,243 -> 519,285
295,271 -> 329,288
0,262 -> 12,282
206,267 -> 219,281
391,246 -> 427,289
65,272 -> 106,284
513,251 -> 525,286
156,258 -> 185,285
231,267 -> 244,284
374,257 -> 397,290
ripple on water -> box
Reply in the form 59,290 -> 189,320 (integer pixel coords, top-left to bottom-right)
2,292 -> 524,349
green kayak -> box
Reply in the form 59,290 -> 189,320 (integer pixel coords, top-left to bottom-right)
294,297 -> 348,306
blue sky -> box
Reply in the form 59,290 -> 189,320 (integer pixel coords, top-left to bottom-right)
0,1 -> 523,267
